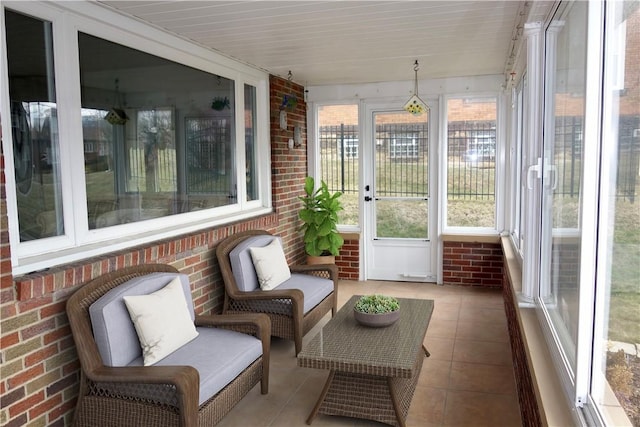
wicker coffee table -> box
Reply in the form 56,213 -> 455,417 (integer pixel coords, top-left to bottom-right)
297,295 -> 433,427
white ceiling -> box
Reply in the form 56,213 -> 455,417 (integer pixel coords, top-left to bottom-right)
99,1 -> 551,86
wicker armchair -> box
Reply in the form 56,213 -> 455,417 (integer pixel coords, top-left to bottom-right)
66,264 -> 270,427
216,230 -> 338,355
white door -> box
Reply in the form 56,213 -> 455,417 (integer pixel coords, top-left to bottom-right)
364,107 -> 436,282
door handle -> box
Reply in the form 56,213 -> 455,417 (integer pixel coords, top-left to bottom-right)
364,196 -> 372,202
526,157 -> 542,190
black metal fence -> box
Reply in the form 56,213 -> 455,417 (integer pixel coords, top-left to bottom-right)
319,124 -> 359,194
319,116 -> 639,203
554,115 -> 638,202
374,123 -> 429,197
447,121 -> 496,200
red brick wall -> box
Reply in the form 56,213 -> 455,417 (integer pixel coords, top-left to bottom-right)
335,234 -> 359,280
0,74 -> 309,427
442,241 -> 503,287
269,75 -> 308,264
502,266 -> 542,426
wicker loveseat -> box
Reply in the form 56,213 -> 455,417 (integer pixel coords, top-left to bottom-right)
66,264 -> 270,427
216,230 -> 338,356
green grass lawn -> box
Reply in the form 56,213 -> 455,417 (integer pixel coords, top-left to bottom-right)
608,200 -> 640,344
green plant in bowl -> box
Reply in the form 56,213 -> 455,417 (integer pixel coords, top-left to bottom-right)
354,295 -> 400,327
354,294 -> 399,313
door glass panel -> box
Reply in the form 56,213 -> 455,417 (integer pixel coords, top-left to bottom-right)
376,199 -> 428,239
373,111 -> 428,239
318,104 -> 359,225
540,1 -> 588,372
6,10 -> 64,241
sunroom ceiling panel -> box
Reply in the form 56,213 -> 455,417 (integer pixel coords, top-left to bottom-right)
98,1 -> 532,85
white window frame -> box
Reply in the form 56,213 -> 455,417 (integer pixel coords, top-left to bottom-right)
508,74 -> 526,254
1,1 -> 271,275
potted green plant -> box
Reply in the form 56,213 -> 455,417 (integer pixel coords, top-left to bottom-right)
353,294 -> 400,327
298,176 -> 344,264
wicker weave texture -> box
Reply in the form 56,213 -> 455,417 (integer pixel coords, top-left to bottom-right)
197,360 -> 263,426
298,297 -> 433,376
298,296 -> 433,427
67,264 -> 268,427
216,229 -> 338,355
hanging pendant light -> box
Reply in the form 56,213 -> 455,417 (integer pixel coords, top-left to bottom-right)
105,78 -> 129,125
403,60 -> 428,116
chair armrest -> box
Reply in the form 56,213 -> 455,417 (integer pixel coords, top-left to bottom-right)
226,288 -> 304,301
90,365 -> 199,427
194,313 -> 271,344
290,263 -> 338,282
225,288 -> 305,317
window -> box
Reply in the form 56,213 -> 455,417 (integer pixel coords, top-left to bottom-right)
510,75 -> 526,251
445,96 -> 497,229
522,1 -> 639,425
6,11 -> 63,242
245,84 -> 258,201
78,33 -> 240,229
539,0 -> 588,378
591,2 -> 639,425
318,104 -> 359,226
2,4 -> 270,274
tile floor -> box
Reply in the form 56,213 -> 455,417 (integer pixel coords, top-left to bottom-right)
217,280 -> 523,427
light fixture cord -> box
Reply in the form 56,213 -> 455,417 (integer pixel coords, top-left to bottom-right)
413,60 -> 420,95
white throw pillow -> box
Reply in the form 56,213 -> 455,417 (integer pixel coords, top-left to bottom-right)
123,276 -> 198,366
249,238 -> 291,290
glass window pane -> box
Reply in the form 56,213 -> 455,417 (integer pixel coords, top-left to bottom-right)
79,33 -> 235,229
6,10 -> 64,241
245,84 -> 257,201
540,1 -> 588,373
446,97 -> 497,227
593,2 -> 639,425
318,104 -> 359,226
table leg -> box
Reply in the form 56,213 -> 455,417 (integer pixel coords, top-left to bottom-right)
387,377 -> 406,427
306,370 -> 335,425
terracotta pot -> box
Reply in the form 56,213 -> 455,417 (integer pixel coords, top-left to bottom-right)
306,255 -> 335,265
353,309 -> 400,327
